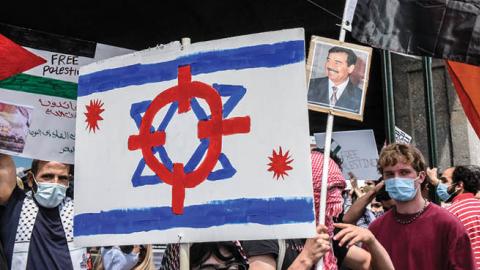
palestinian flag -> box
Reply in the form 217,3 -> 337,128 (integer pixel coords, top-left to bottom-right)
0,23 -> 96,99
0,33 -> 46,80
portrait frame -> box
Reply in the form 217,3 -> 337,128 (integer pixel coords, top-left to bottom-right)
306,36 -> 372,121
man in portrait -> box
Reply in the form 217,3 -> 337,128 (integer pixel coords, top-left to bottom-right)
308,46 -> 363,114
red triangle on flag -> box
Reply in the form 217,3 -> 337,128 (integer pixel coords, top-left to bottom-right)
0,34 -> 47,81
446,60 -> 480,138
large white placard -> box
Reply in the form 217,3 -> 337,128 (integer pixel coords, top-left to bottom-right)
74,28 -> 316,246
0,36 -> 133,163
314,129 -> 380,180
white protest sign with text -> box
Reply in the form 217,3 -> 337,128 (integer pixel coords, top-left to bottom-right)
0,34 -> 133,163
315,129 -> 380,180
394,126 -> 412,144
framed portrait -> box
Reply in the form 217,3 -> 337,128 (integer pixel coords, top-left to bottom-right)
306,36 -> 372,121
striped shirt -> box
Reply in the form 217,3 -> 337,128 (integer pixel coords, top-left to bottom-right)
447,193 -> 480,269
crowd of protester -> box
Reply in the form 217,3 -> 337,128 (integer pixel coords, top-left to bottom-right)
1,142 -> 479,269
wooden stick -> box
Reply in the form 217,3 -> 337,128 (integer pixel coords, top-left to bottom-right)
316,0 -> 351,268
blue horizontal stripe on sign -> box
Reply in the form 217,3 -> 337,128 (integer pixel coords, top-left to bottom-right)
78,40 -> 304,97
74,197 -> 314,236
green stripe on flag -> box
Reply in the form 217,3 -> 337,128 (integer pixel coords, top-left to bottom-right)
0,73 -> 77,100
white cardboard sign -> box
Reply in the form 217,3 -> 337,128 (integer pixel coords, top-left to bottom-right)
74,28 -> 316,246
0,40 -> 132,163
314,129 -> 380,180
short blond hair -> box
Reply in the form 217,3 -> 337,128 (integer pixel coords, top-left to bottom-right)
378,143 -> 426,175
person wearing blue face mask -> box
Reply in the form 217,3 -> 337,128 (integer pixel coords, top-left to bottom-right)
429,165 -> 480,268
366,143 -> 475,270
426,167 -> 458,203
0,154 -> 89,270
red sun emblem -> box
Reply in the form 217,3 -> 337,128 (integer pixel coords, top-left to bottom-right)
84,99 -> 105,133
267,146 -> 293,180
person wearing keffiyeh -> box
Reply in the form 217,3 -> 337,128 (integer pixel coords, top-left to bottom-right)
310,150 -> 346,270
243,150 -> 394,270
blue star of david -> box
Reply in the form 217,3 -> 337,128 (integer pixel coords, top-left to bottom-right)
129,83 -> 246,187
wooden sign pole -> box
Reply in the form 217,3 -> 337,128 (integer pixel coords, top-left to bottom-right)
316,1 -> 351,269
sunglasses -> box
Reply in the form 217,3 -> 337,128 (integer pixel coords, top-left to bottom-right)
198,262 -> 247,270
104,245 -> 143,254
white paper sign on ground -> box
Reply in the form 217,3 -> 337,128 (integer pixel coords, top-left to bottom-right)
314,129 -> 380,180
0,36 -> 133,164
74,28 -> 315,246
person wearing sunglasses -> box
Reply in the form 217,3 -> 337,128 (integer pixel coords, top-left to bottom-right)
190,242 -> 248,270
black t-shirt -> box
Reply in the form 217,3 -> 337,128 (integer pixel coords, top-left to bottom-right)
241,237 -> 347,270
0,187 -> 73,269
0,186 -> 24,269
0,238 -> 8,270
241,239 -> 305,270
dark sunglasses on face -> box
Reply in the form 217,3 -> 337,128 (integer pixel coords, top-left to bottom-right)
198,262 -> 247,270
104,245 -> 143,254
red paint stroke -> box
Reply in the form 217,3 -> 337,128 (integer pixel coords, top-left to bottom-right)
84,99 -> 105,133
128,65 -> 251,215
177,65 -> 192,113
128,131 -> 165,151
267,147 -> 294,180
0,34 -> 46,80
198,116 -> 251,138
172,163 -> 186,214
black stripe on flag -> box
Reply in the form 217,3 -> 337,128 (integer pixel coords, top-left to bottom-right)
0,23 -> 96,58
352,0 -> 480,66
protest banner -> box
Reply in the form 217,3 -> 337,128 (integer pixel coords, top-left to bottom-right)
74,28 -> 316,246
0,24 -> 133,163
314,129 -> 380,180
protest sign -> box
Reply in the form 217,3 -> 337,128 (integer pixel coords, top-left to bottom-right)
314,129 -> 380,180
74,28 -> 315,246
306,37 -> 372,121
394,126 -> 412,144
0,24 -> 133,163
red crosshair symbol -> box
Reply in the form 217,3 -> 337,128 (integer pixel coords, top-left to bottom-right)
128,65 -> 251,215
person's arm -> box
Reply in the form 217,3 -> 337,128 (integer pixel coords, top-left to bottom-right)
342,181 -> 384,225
341,246 -> 371,270
248,255 -> 277,270
287,225 -> 330,270
0,153 -> 17,205
333,223 -> 394,270
426,167 -> 440,187
249,225 -> 330,270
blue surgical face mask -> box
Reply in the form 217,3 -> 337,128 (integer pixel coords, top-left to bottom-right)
33,176 -> 67,208
437,182 -> 460,202
101,246 -> 139,270
436,183 -> 451,202
385,177 -> 418,202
